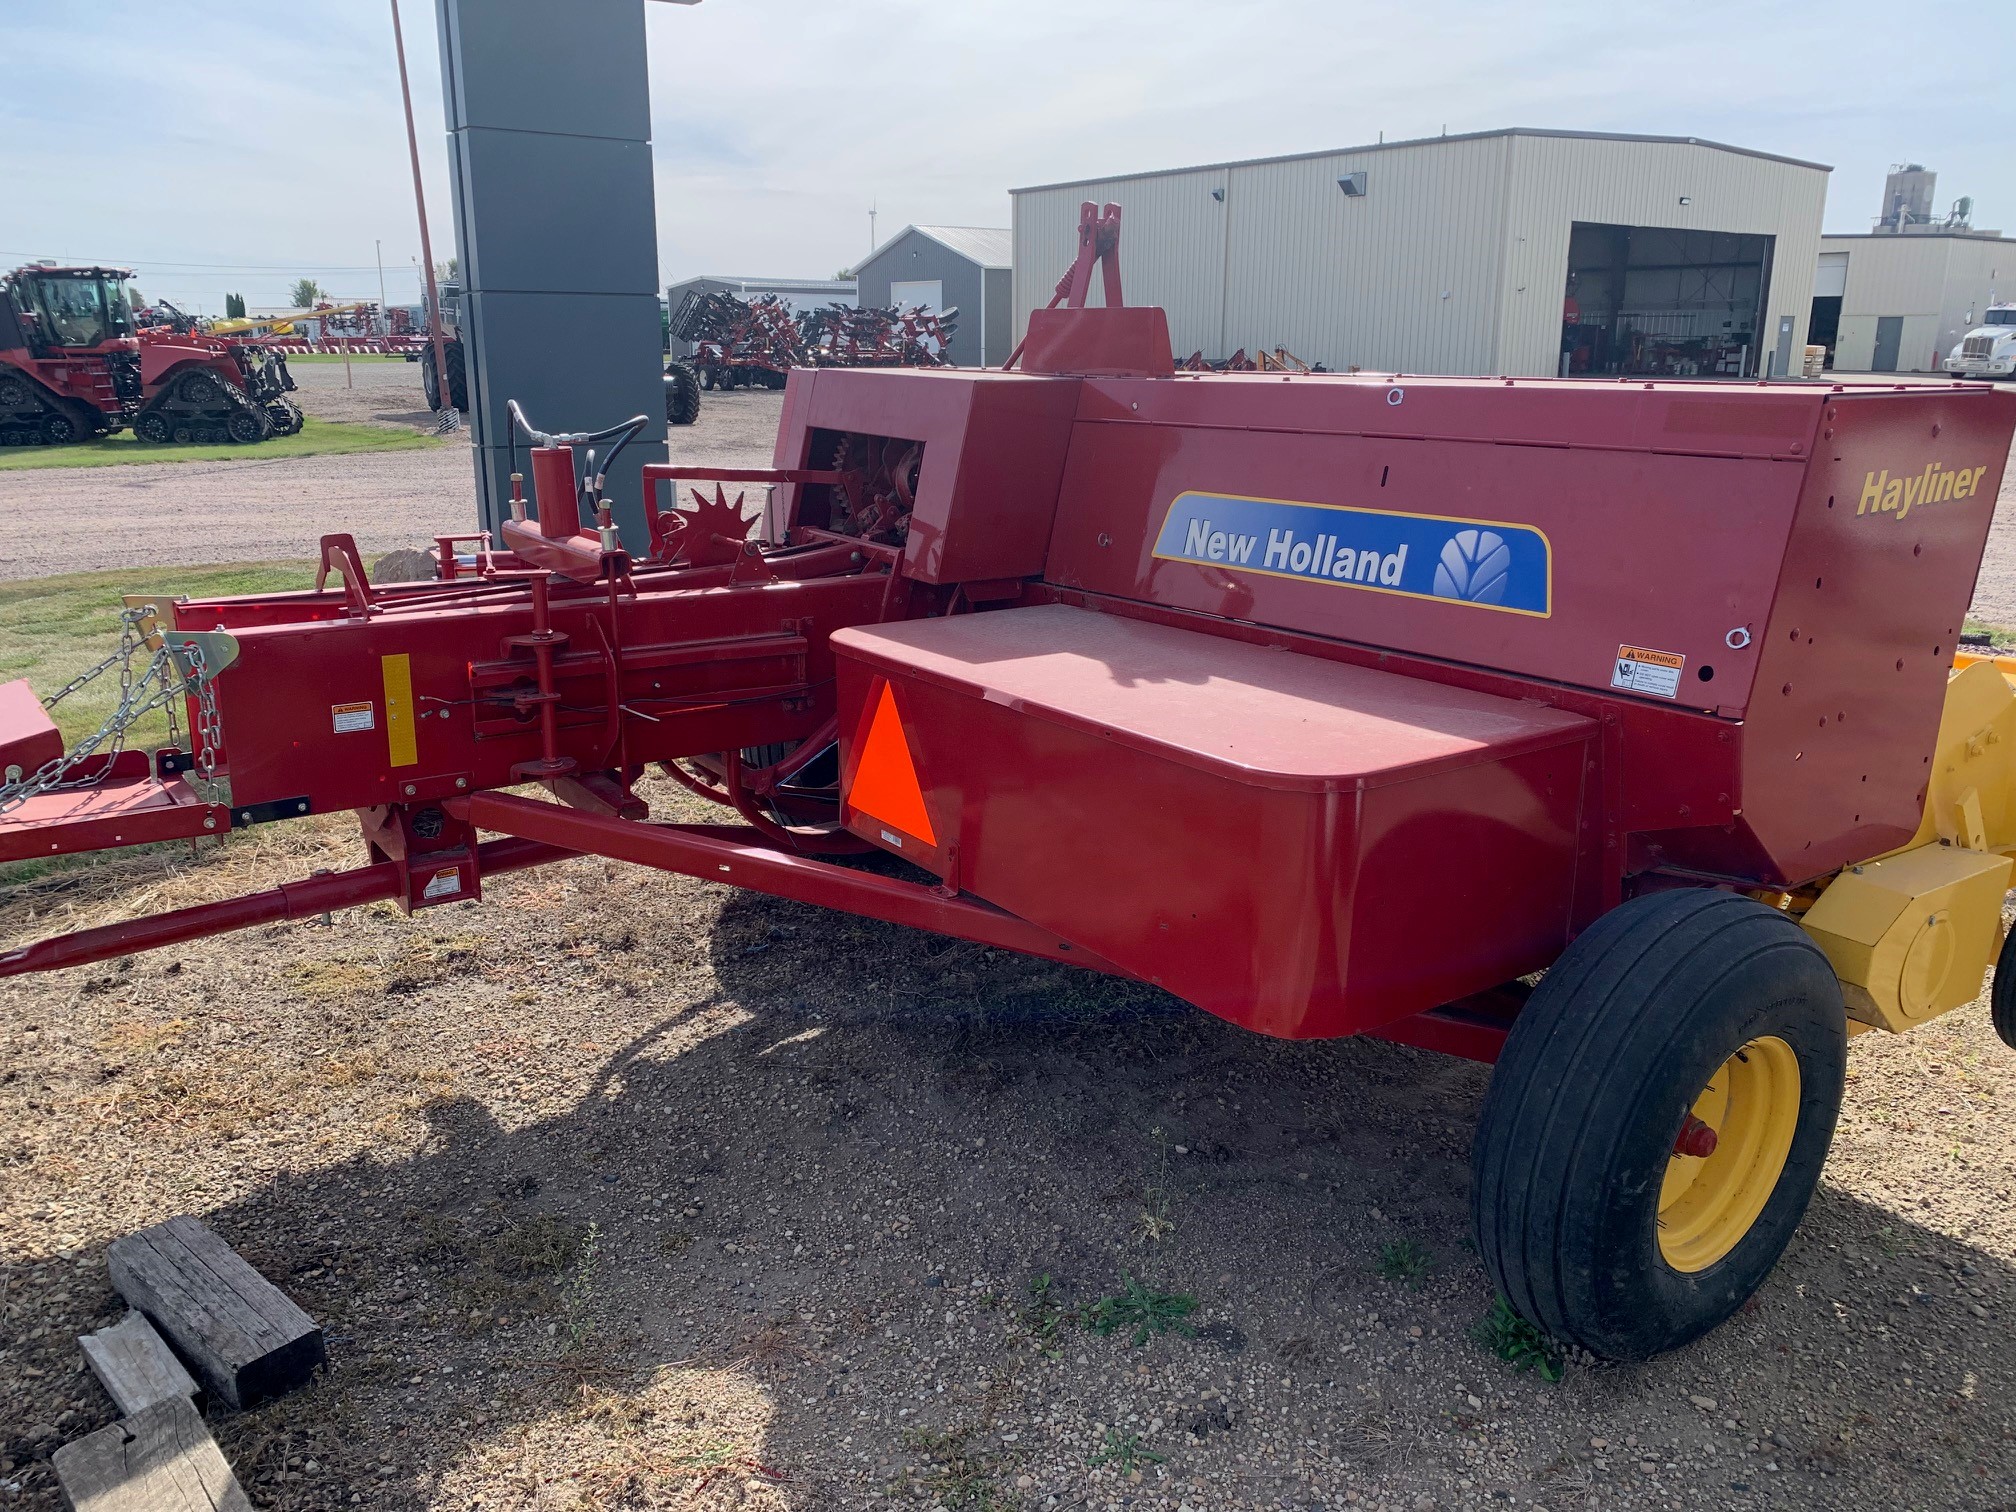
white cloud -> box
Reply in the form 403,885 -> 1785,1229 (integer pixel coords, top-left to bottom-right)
7,0 -> 2011,311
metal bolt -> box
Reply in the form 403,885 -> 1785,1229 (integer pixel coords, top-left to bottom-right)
455,777 -> 468,789
204,816 -> 216,829
1725,627 -> 1753,650
403,784 -> 417,796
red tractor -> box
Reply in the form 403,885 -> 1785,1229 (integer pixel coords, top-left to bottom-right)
0,264 -> 301,447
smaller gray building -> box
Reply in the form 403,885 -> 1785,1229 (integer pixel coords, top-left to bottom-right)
851,225 -> 1010,367
664,275 -> 855,358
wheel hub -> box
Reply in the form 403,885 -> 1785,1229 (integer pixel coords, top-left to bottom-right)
1657,1036 -> 1801,1272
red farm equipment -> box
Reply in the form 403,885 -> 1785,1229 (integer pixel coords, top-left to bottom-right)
4,204 -> 2015,1360
0,264 -> 301,447
671,288 -> 959,392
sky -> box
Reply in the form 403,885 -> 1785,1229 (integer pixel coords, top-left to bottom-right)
5,0 -> 2011,316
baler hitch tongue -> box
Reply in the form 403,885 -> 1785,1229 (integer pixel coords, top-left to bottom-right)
0,606 -> 229,807
0,606 -> 232,862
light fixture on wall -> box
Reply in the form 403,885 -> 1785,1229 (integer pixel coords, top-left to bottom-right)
1212,187 -> 1224,202
1338,172 -> 1367,197
1678,196 -> 1692,205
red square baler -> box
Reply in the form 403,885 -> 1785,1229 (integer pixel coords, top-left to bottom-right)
3,205 -> 2013,1360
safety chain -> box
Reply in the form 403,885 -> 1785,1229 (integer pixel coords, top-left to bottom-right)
0,607 -> 221,816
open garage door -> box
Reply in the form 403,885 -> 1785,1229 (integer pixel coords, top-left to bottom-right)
1561,223 -> 1772,379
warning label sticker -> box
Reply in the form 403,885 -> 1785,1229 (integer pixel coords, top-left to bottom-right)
331,701 -> 376,734
1611,644 -> 1686,700
422,869 -> 462,900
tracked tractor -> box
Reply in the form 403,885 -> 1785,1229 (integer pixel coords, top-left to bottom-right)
0,264 -> 301,447
5,207 -> 2016,1362
0,264 -> 141,445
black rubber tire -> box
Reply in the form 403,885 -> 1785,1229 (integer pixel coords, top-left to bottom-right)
1471,890 -> 1847,1360
665,361 -> 702,426
421,350 -> 442,411
444,340 -> 468,412
179,369 -> 224,403
40,410 -> 78,445
1989,919 -> 2016,1049
0,377 -> 30,408
135,412 -> 170,444
226,408 -> 271,444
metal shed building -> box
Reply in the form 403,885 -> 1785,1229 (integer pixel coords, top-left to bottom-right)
1012,129 -> 1829,380
1811,232 -> 2011,373
852,225 -> 1011,367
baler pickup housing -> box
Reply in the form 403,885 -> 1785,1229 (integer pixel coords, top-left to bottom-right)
835,604 -> 1595,1038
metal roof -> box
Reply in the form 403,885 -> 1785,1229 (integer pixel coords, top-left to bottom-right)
1817,230 -> 2011,243
668,275 -> 855,292
859,225 -> 1012,270
1009,127 -> 1831,195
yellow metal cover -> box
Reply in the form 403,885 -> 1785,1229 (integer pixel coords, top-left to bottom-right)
1801,843 -> 2010,1031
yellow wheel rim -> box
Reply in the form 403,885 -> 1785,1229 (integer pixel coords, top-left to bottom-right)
1657,1036 -> 1801,1273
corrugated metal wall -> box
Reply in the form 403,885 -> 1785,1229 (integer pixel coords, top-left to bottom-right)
1498,138 -> 1826,376
1012,134 -> 1828,379
1221,137 -> 1509,373
1820,235 -> 2013,372
1012,165 -> 1229,359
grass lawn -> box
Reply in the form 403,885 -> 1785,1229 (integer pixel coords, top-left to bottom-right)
0,561 -> 314,748
0,417 -> 436,472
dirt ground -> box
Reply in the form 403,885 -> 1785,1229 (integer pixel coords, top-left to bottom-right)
0,366 -> 786,583
3,377 -> 2016,1510
3,780 -> 2014,1512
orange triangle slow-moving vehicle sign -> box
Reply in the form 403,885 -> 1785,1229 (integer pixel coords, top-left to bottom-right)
848,681 -> 937,846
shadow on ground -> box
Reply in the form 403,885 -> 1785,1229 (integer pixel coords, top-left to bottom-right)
7,879 -> 2016,1509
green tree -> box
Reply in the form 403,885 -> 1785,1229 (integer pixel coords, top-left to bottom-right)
288,277 -> 324,308
224,292 -> 246,319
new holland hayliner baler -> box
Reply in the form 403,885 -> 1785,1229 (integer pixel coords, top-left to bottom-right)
4,206 -> 2015,1360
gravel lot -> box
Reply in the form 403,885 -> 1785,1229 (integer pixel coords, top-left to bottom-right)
2,379 -> 2016,1510
2,783 -> 2013,1512
0,364 -> 786,583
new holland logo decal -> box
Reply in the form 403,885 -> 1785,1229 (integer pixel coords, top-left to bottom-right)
1151,492 -> 1552,617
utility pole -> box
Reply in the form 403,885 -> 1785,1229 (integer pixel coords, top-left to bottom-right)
868,200 -> 877,251
375,239 -> 388,337
391,0 -> 456,429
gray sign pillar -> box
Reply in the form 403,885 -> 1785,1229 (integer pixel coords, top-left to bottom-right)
434,0 -> 666,546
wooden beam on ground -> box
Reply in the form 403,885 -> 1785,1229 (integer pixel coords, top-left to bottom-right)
52,1395 -> 252,1512
79,1310 -> 201,1417
105,1216 -> 324,1410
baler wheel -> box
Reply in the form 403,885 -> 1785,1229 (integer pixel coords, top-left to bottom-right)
1470,890 -> 1846,1359
1989,924 -> 2016,1050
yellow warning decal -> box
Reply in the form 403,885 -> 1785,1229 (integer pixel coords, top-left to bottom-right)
381,653 -> 418,767
1611,644 -> 1685,700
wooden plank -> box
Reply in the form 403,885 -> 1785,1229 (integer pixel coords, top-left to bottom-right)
105,1216 -> 324,1410
53,1395 -> 252,1512
79,1310 -> 201,1417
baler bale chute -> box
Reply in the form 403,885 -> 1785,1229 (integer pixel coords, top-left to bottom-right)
4,203 -> 2015,1360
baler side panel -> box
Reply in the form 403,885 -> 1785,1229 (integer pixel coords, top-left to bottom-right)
1714,387 -> 2016,884
1044,378 -> 1822,716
